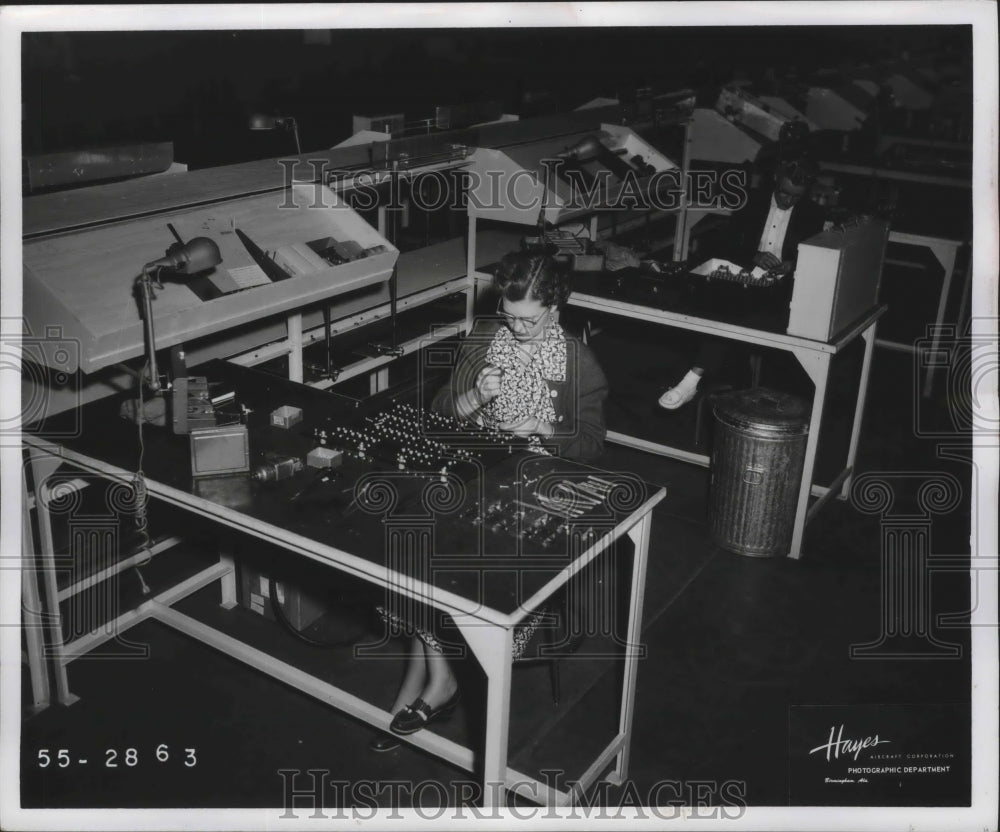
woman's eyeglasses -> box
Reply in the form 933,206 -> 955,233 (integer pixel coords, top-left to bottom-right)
496,301 -> 546,328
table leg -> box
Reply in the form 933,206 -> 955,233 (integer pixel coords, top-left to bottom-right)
218,540 -> 237,610
788,350 -> 831,559
922,241 -> 959,399
956,250 -> 972,337
287,313 -> 303,383
611,512 -> 653,783
842,320 -> 879,499
27,447 -> 79,705
465,213 -> 478,326
451,615 -> 514,807
22,565 -> 51,713
21,468 -> 51,713
369,367 -> 390,395
674,119 -> 694,260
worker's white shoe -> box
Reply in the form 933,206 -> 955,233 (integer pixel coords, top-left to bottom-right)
657,370 -> 701,410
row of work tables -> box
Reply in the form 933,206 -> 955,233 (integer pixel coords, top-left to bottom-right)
22,210 -> 886,810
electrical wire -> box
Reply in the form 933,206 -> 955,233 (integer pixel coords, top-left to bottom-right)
266,557 -> 367,648
131,365 -> 152,595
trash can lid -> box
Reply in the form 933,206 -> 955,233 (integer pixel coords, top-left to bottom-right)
712,387 -> 811,435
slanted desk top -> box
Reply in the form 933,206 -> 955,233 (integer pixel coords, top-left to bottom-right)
23,183 -> 398,374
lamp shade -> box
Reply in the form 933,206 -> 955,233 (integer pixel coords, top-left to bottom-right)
249,114 -> 278,131
248,113 -> 301,154
144,237 -> 222,275
560,135 -> 605,162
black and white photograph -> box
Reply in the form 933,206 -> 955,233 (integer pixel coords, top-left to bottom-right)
1,3 -> 997,829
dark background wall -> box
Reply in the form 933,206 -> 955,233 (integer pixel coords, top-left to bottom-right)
22,25 -> 970,169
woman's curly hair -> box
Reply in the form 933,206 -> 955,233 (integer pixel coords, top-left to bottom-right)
493,252 -> 572,309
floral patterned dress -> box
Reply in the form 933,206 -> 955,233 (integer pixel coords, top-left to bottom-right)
480,322 -> 565,428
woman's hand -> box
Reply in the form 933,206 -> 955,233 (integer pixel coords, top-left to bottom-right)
497,415 -> 554,439
455,366 -> 502,421
475,366 -> 503,404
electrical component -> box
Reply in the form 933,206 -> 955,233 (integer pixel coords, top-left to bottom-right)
315,402 -> 521,474
251,456 -> 304,483
458,473 -> 618,551
180,376 -> 216,431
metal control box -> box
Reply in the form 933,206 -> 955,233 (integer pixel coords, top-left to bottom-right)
238,565 -> 327,631
788,219 -> 888,341
190,425 -> 251,477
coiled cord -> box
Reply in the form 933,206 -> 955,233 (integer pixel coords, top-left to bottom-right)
131,368 -> 152,595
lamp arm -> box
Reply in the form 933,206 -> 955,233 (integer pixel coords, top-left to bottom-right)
138,269 -> 161,392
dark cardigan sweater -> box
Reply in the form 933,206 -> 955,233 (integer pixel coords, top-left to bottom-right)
430,317 -> 609,462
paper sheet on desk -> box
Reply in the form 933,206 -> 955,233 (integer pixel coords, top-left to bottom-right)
204,264 -> 271,295
691,258 -> 768,281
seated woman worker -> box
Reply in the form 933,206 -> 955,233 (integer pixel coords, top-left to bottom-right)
433,251 -> 609,460
370,251 -> 609,751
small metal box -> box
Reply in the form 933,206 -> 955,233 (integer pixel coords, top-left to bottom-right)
306,446 -> 344,469
270,405 -> 303,429
190,425 -> 250,477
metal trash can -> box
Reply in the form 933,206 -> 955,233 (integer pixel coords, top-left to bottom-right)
708,388 -> 810,557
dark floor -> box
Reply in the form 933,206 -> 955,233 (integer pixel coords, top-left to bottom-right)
19,339 -> 974,812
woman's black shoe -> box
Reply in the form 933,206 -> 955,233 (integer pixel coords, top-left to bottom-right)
369,732 -> 401,752
389,691 -> 460,736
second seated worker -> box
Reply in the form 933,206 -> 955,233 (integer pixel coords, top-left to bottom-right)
658,156 -> 826,410
369,251 -> 609,752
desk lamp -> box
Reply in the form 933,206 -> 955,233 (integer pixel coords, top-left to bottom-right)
249,113 -> 302,155
559,134 -> 635,180
137,236 -> 222,392
559,134 -> 606,163
128,236 -> 221,592
531,136 -> 612,239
